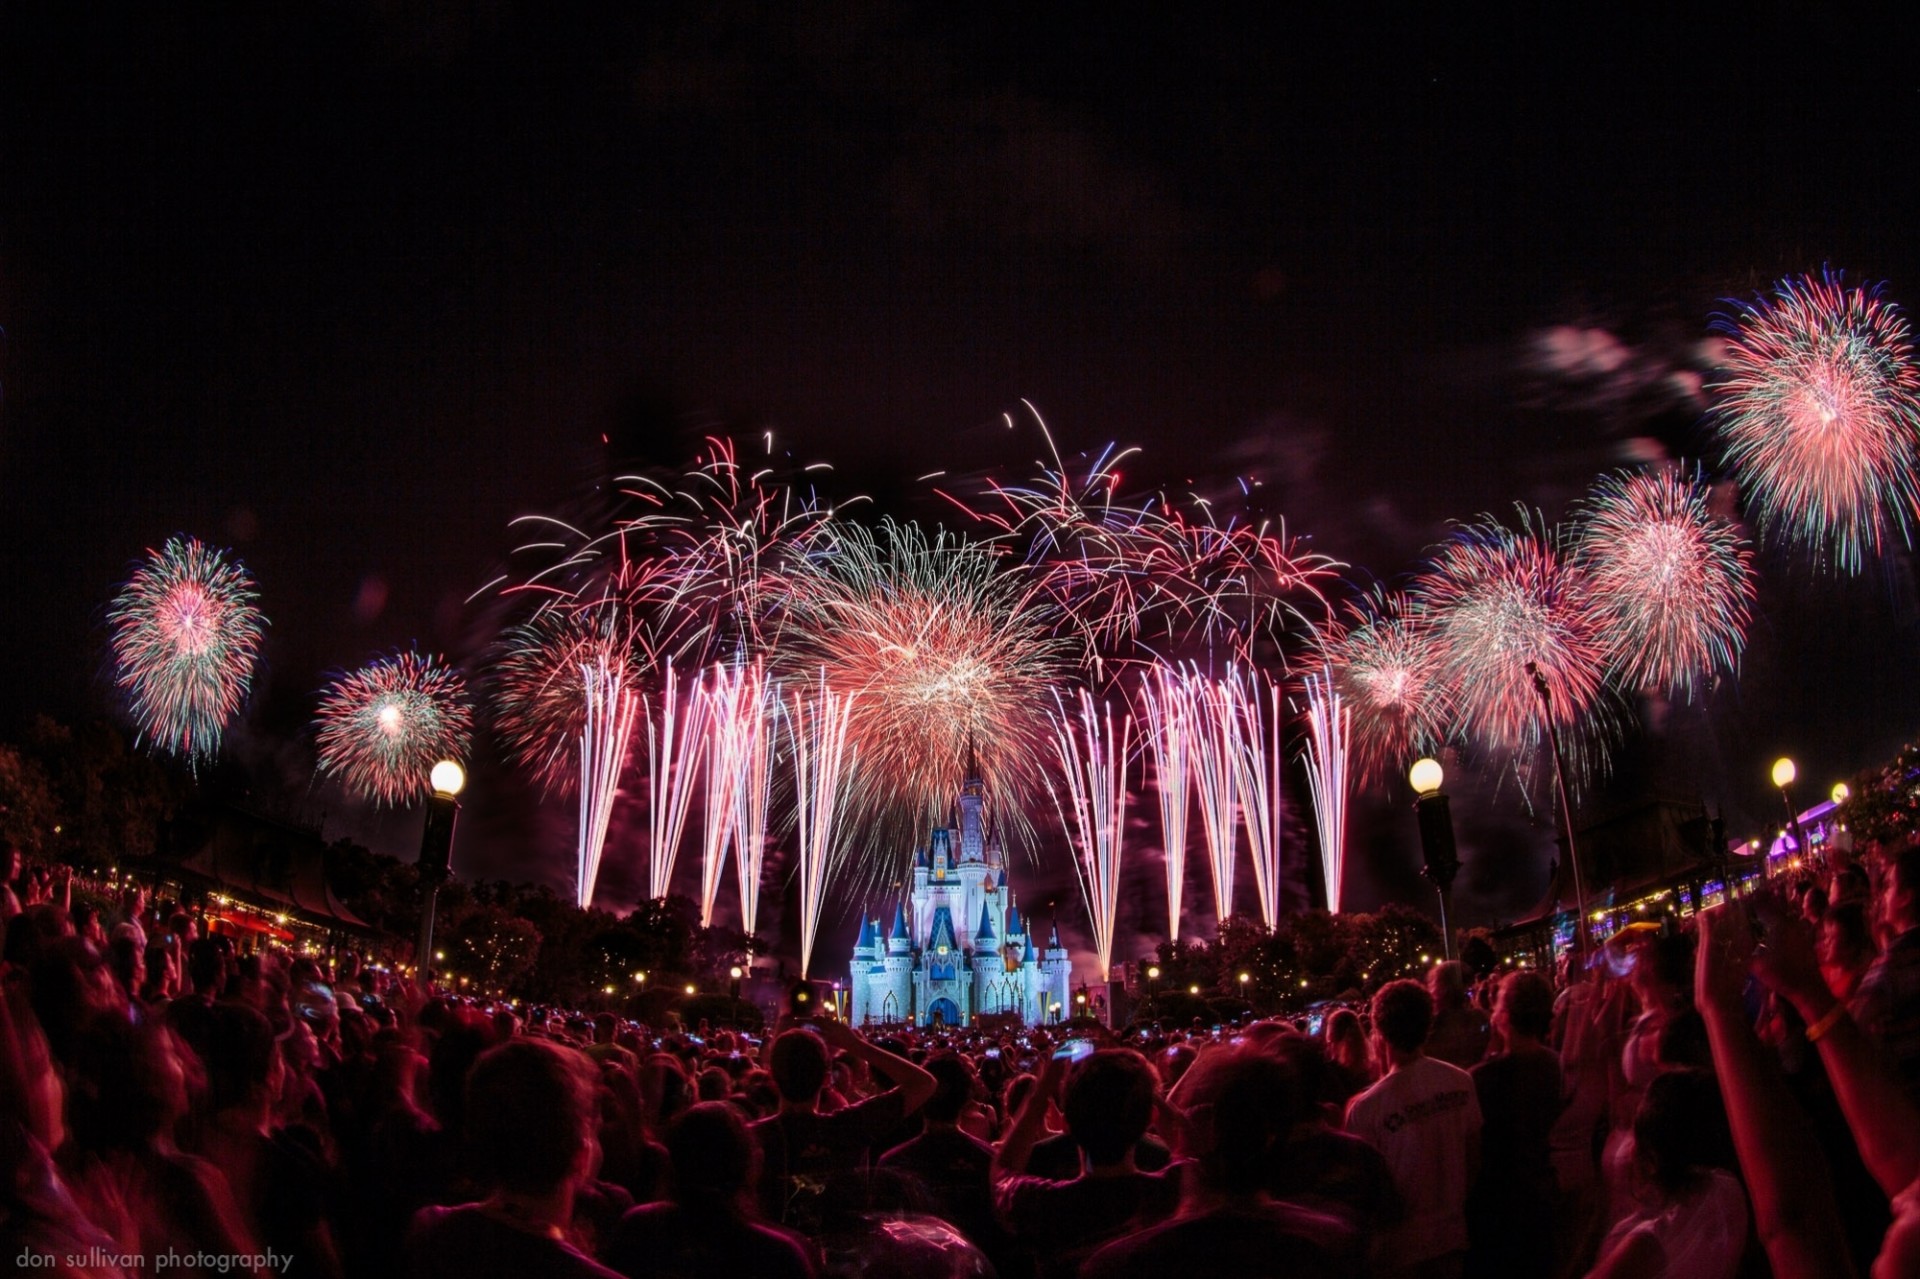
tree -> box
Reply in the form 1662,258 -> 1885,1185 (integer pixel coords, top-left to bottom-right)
446,905 -> 541,990
0,744 -> 59,853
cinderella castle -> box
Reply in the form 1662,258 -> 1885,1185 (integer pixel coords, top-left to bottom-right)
848,765 -> 1071,1027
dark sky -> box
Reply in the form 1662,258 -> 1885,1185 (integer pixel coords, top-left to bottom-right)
5,4 -> 1920,965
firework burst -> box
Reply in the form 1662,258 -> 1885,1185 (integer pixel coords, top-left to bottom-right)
1710,271 -> 1920,573
109,536 -> 265,763
936,405 -> 1337,665
642,663 -> 710,901
774,520 -> 1070,849
1415,513 -> 1614,774
1186,667 -> 1242,927
578,656 -> 640,909
493,604 -> 643,793
1226,667 -> 1284,930
1315,591 -> 1450,788
789,676 -> 858,979
1301,666 -> 1351,913
1046,688 -> 1132,982
314,653 -> 473,806
1574,468 -> 1754,698
1137,663 -> 1194,942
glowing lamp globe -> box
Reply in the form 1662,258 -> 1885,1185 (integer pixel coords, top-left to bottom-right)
729,965 -> 743,979
1832,782 -> 1851,805
1146,965 -> 1160,980
430,759 -> 467,798
1771,757 -> 1796,789
1409,757 -> 1444,796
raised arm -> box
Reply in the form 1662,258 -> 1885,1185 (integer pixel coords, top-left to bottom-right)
1747,896 -> 1920,1198
993,1054 -> 1067,1181
817,1017 -> 937,1115
1694,906 -> 1854,1279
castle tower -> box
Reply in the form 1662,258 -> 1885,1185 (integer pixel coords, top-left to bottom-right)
850,912 -> 878,1024
880,900 -> 913,1024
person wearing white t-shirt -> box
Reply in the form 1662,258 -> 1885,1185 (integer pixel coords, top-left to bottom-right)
1345,978 -> 1483,1279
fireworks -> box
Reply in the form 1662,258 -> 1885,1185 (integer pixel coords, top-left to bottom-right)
494,605 -> 643,793
1137,663 -> 1193,942
1574,469 -> 1754,698
642,663 -> 710,901
109,536 -> 265,763
1046,688 -> 1133,983
696,666 -> 743,928
1415,513 -> 1613,771
1710,271 -> 1920,573
314,653 -> 473,806
726,663 -> 778,939
1301,666 -> 1351,913
937,406 -> 1337,664
1186,669 -> 1241,926
577,656 -> 639,910
1316,591 -> 1449,788
773,520 -> 1069,848
788,677 -> 857,980
1226,668 -> 1284,930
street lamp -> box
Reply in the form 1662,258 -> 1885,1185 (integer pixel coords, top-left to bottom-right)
729,965 -> 743,1000
1524,663 -> 1591,972
1832,782 -> 1851,805
1409,758 -> 1460,961
1773,757 -> 1810,862
414,760 -> 465,992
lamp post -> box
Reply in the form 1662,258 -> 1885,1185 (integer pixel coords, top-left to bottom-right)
1773,757 -> 1811,866
1146,964 -> 1160,1017
1409,758 -> 1460,961
729,964 -> 744,1001
1526,662 -> 1590,971
414,760 -> 465,993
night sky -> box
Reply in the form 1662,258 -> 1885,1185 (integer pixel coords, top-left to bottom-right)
6,5 -> 1920,966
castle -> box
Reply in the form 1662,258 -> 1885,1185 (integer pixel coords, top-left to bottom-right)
849,767 -> 1071,1027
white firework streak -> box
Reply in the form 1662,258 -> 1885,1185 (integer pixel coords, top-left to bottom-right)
1302,665 -> 1351,914
643,663 -> 710,901
577,657 -> 639,909
730,663 -> 777,939
789,677 -> 857,980
1186,666 -> 1241,928
1138,663 -> 1193,943
1227,667 -> 1285,930
1047,687 -> 1132,983
697,664 -> 745,927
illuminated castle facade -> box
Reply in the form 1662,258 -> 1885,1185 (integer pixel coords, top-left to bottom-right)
849,768 -> 1071,1027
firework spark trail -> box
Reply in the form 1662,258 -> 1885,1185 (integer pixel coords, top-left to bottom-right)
1137,663 -> 1193,942
577,656 -> 639,910
934,405 -> 1338,665
788,676 -> 857,980
773,519 -> 1068,860
1710,271 -> 1920,574
1416,512 -> 1614,777
108,536 -> 265,763
1301,665 -> 1351,914
1186,667 -> 1241,929
1316,591 -> 1450,788
1046,688 -> 1133,983
727,662 -> 778,939
1574,468 -> 1754,699
643,663 -> 710,901
696,664 -> 746,928
314,653 -> 473,806
1226,668 -> 1285,930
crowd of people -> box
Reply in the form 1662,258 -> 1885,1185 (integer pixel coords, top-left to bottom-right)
4,840 -> 1920,1278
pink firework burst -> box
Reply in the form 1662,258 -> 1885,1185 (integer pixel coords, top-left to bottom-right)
1414,513 -> 1613,772
1710,271 -> 1920,573
315,653 -> 474,806
1315,590 -> 1451,787
1575,468 -> 1754,699
108,536 -> 265,763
